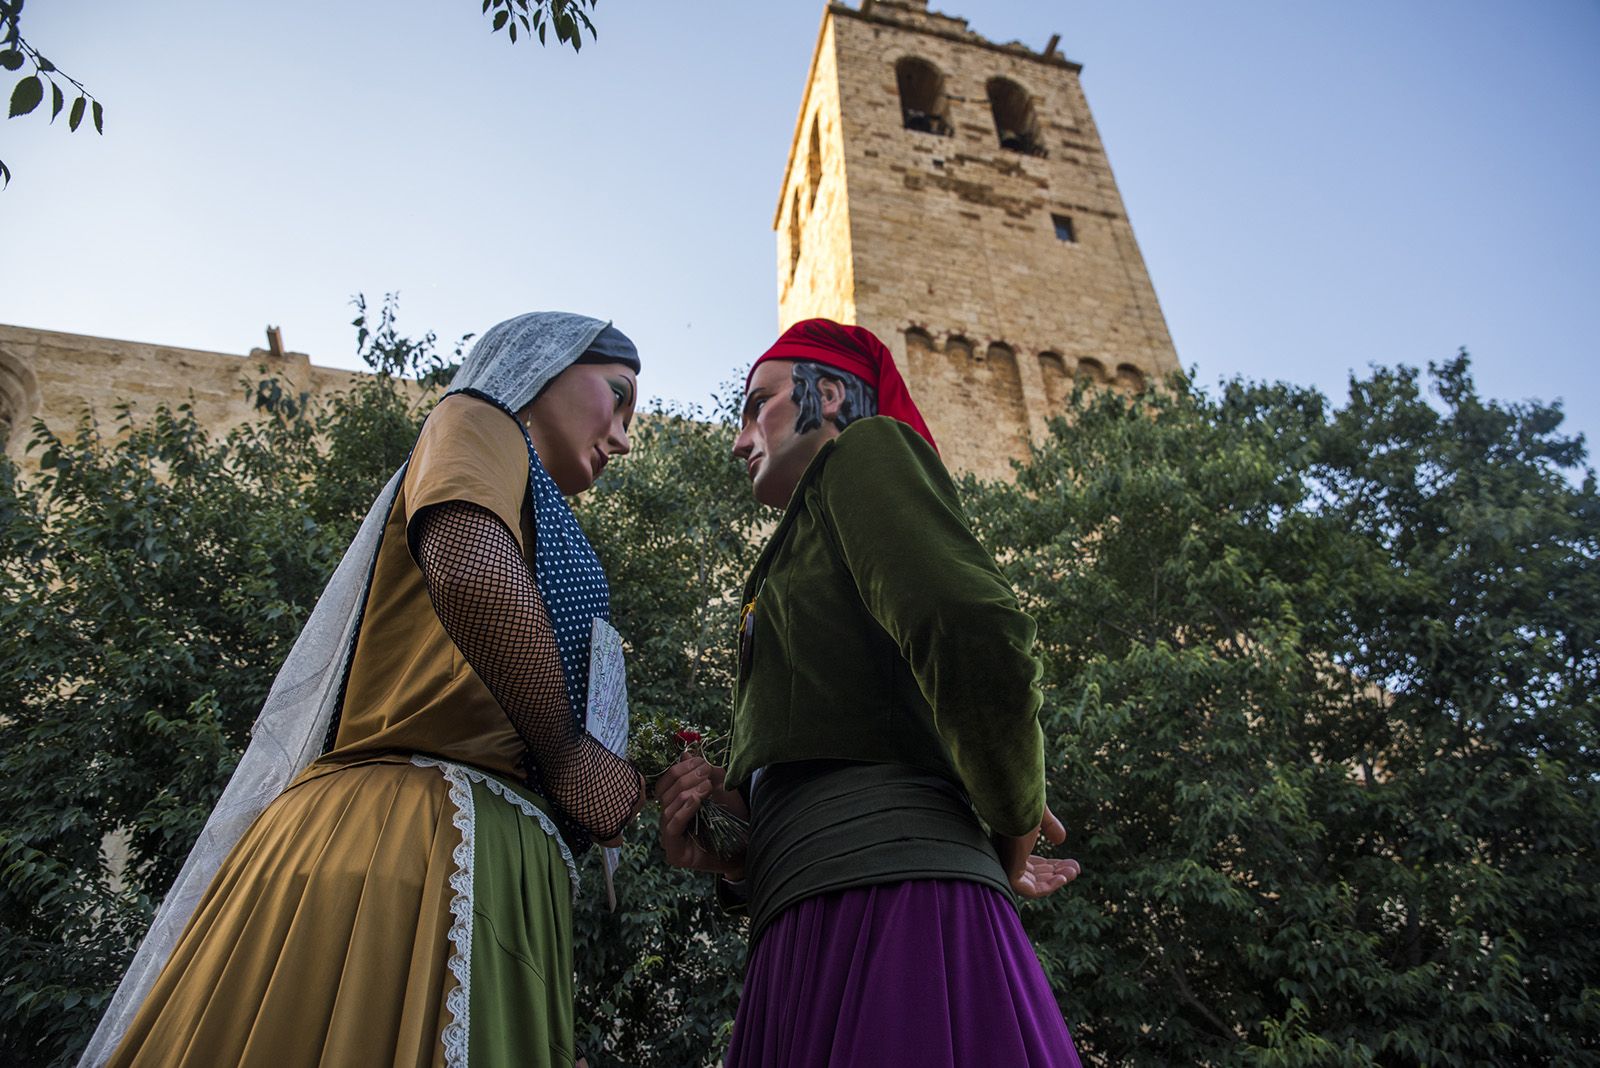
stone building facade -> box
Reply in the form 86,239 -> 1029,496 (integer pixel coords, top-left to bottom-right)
776,0 -> 1179,479
0,324 -> 365,461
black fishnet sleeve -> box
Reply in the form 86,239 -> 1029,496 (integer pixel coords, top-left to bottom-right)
412,500 -> 644,843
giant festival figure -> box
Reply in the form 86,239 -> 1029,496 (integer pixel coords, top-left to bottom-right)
657,318 -> 1084,1067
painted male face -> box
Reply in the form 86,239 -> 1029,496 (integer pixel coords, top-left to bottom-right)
519,361 -> 636,495
732,359 -> 837,508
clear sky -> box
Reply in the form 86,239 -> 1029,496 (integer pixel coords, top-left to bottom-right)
3,1 -> 1597,454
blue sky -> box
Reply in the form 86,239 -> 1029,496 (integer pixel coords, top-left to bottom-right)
3,1 -> 1597,456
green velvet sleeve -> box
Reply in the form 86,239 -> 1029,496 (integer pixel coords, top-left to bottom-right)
816,418 -> 1047,836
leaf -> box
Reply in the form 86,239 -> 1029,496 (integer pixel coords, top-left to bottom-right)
0,157 -> 10,188
492,9 -> 507,30
50,81 -> 62,121
481,0 -> 489,10
508,20 -> 517,43
68,94 -> 84,131
0,49 -> 22,71
92,99 -> 103,134
8,73 -> 42,117
36,55 -> 53,73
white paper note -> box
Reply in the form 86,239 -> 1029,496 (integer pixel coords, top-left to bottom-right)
585,617 -> 629,911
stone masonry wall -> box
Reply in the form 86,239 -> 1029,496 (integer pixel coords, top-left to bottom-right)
776,14 -> 858,331
0,324 -> 368,468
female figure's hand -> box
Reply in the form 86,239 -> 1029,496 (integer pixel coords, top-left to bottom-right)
654,754 -> 749,879
993,803 -> 1081,900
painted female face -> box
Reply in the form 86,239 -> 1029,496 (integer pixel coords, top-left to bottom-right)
519,361 -> 637,495
732,359 -> 841,508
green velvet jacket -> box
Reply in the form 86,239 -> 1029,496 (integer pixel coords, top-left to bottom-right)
726,416 -> 1047,836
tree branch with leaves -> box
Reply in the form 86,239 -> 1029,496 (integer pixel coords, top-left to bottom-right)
1,0 -> 103,188
480,0 -> 599,50
1,0 -> 600,189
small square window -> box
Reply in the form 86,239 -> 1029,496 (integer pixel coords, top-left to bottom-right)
1051,213 -> 1075,242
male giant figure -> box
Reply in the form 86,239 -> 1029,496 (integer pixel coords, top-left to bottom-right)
657,318 -> 1083,1067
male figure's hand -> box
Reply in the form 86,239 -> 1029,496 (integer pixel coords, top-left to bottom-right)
654,754 -> 750,879
994,803 -> 1080,899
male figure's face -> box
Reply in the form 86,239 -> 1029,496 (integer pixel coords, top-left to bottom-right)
732,359 -> 841,508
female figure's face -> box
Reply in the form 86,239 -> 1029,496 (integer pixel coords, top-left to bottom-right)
518,361 -> 637,494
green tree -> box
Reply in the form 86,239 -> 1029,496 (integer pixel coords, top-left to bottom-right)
568,394 -> 765,1065
970,357 -> 1599,1065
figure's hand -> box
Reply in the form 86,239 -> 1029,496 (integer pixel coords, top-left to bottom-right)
993,803 -> 1080,900
654,753 -> 748,878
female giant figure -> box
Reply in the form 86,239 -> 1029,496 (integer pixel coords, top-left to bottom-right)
83,313 -> 646,1067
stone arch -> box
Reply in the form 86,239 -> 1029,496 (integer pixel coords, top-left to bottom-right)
1115,362 -> 1147,392
895,56 -> 953,137
1076,356 -> 1107,384
983,341 -> 1013,364
0,347 -> 40,449
902,330 -> 1028,476
986,76 -> 1045,156
1037,351 -> 1070,409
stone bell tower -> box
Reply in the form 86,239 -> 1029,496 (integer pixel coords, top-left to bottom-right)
774,0 -> 1180,480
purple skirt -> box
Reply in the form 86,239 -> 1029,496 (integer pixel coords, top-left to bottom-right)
726,879 -> 1082,1068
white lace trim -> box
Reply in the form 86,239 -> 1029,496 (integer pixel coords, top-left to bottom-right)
419,759 -> 474,1068
411,757 -> 582,1068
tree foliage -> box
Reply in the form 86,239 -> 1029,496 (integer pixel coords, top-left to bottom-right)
972,357 -> 1599,1065
1,328 -> 1594,1066
567,392 -> 765,1065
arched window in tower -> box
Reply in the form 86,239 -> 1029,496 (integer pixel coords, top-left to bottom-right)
788,188 -> 802,283
987,77 -> 1045,156
1037,352 -> 1070,410
807,115 -> 823,210
895,57 -> 953,137
1076,356 -> 1107,384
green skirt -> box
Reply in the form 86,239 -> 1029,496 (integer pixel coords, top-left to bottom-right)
413,756 -> 579,1068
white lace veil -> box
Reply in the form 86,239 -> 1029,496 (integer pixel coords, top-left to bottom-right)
78,311 -> 631,1066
